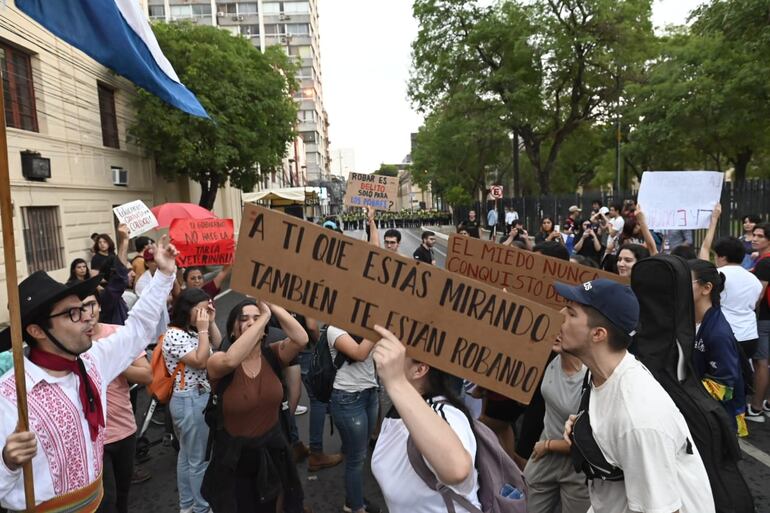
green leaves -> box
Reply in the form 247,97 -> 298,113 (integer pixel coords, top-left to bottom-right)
129,22 -> 298,208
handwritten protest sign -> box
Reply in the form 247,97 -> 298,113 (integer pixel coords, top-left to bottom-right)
113,200 -> 158,237
170,218 -> 235,267
637,171 -> 724,230
343,172 -> 399,211
231,205 -> 562,403
447,235 -> 628,310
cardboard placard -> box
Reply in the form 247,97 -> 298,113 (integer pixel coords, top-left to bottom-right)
446,235 -> 628,310
170,218 -> 235,267
343,172 -> 399,211
231,205 -> 562,403
637,171 -> 724,230
113,200 -> 158,237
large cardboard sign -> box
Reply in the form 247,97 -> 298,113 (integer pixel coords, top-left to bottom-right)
447,235 -> 628,310
343,172 -> 399,211
170,218 -> 235,267
637,171 -> 724,230
231,205 -> 562,403
113,200 -> 158,237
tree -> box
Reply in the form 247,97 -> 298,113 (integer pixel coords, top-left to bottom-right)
376,164 -> 400,177
410,90 -> 509,206
130,22 -> 298,209
410,0 -> 655,194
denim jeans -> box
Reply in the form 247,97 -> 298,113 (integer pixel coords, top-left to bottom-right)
330,387 -> 378,511
169,388 -> 211,513
298,350 -> 329,452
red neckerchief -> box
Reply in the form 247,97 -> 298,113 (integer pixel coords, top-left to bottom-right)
28,347 -> 104,441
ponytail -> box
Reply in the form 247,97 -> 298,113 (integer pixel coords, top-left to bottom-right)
688,259 -> 725,307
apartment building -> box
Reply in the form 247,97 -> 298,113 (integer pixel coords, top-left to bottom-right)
148,0 -> 332,182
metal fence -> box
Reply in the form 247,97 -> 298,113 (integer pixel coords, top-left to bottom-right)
453,179 -> 770,242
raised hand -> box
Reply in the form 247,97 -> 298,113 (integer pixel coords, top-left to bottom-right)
152,235 -> 179,276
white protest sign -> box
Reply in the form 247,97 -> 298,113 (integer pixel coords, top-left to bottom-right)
113,200 -> 158,237
637,171 -> 724,230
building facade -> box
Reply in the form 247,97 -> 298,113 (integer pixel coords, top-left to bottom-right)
146,0 -> 332,182
0,1 -> 244,323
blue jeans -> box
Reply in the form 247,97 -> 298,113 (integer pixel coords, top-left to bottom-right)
169,388 -> 210,513
298,350 -> 329,452
330,387 -> 378,511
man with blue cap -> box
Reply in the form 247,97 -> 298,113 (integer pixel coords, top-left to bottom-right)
555,279 -> 715,513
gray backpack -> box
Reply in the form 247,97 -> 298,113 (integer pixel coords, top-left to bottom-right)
406,401 -> 528,513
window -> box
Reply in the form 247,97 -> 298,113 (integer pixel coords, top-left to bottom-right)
296,45 -> 312,58
237,2 -> 258,14
284,2 -> 310,14
299,109 -> 316,122
298,66 -> 312,78
262,2 -> 280,14
22,206 -> 65,273
0,43 -> 38,132
148,5 -> 165,18
170,5 -> 192,18
98,83 -> 119,148
264,24 -> 284,35
193,4 -> 212,15
240,24 -> 259,36
286,23 -> 309,35
302,131 -> 317,144
218,2 -> 237,14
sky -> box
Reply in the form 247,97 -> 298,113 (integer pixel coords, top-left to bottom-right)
319,0 -> 705,175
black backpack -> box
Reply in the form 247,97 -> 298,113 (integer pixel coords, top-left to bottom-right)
630,255 -> 754,513
305,326 -> 348,403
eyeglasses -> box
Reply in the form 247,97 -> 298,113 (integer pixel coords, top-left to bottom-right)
48,301 -> 97,323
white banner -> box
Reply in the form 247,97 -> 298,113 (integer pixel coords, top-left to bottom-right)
637,171 -> 724,230
113,200 -> 158,237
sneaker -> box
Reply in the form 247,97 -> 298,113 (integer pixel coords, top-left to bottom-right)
762,400 -> 770,415
131,466 -> 151,484
295,405 -> 308,415
343,498 -> 382,513
308,451 -> 343,471
746,404 -> 766,423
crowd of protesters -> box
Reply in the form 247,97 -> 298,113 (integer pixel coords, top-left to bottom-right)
0,194 -> 767,513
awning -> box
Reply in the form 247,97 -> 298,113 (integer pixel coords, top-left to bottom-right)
241,187 -> 324,206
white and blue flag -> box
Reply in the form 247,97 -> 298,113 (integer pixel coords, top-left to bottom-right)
16,0 -> 209,118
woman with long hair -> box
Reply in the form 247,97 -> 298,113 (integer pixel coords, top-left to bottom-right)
535,217 -> 563,245
163,288 -> 222,513
201,298 -> 309,512
67,258 -> 90,285
371,326 -> 482,513
690,259 -> 747,435
91,233 -> 117,272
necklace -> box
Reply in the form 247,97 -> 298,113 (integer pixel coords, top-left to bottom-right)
241,357 -> 262,378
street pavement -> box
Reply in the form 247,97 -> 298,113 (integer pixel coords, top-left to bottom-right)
126,227 -> 770,512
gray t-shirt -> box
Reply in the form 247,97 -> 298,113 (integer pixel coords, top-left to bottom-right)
540,354 -> 586,440
327,325 -> 378,392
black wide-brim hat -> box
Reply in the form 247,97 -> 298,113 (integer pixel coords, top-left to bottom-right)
0,271 -> 101,352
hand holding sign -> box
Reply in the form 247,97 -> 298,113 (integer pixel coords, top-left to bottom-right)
372,325 -> 408,388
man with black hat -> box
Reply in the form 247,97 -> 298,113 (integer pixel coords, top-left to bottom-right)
0,236 -> 178,512
556,279 -> 714,513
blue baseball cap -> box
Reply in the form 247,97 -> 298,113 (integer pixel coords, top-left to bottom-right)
553,279 -> 639,337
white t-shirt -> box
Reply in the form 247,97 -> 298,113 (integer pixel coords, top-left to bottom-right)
327,325 -> 378,392
587,352 -> 715,513
505,211 -> 518,224
372,397 -> 481,513
610,216 -> 625,235
719,264 -> 763,342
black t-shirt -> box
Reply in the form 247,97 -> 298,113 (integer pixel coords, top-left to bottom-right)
413,245 -> 434,264
753,256 -> 770,320
576,235 -> 605,265
463,219 -> 480,238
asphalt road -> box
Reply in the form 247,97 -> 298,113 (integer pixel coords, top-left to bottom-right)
126,227 -> 770,512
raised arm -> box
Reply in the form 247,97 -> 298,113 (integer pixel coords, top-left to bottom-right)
207,302 -> 272,379
634,206 -> 659,256
269,304 -> 310,365
699,203 -> 722,261
372,326 -> 472,486
367,207 -> 380,248
116,224 -> 130,267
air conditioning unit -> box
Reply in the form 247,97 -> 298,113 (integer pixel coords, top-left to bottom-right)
216,11 -> 224,16
279,14 -> 291,20
236,15 -> 244,21
280,36 -> 288,43
112,167 -> 128,186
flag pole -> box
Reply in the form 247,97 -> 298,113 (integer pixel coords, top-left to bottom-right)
0,71 -> 36,511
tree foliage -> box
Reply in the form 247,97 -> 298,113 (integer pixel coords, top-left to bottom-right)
130,22 -> 298,209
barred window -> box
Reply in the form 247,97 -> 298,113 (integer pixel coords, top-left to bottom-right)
98,83 -> 119,148
22,206 -> 65,273
0,42 -> 38,132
